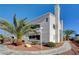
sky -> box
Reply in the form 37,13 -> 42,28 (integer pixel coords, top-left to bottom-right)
60,4 -> 79,34
0,4 -> 79,34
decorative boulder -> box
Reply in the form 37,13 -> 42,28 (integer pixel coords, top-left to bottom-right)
25,44 -> 32,47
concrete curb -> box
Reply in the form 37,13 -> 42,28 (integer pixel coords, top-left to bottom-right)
3,41 -> 72,55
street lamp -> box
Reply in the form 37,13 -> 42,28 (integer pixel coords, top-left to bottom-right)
36,26 -> 43,50
40,27 -> 43,50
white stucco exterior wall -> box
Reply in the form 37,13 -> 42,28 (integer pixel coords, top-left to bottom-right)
49,13 -> 56,43
31,13 -> 50,43
30,11 -> 62,43
40,13 -> 50,43
54,4 -> 61,43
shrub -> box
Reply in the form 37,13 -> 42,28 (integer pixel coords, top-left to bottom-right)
75,40 -> 79,43
0,34 -> 4,39
0,34 -> 4,44
31,41 -> 38,45
46,42 -> 55,48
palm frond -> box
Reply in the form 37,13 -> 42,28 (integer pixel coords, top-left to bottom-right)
16,18 -> 27,32
0,19 -> 15,34
21,24 -> 38,35
64,30 -> 75,36
13,14 -> 18,29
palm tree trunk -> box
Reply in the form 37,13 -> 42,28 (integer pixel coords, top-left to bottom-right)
66,35 -> 69,41
16,37 -> 22,45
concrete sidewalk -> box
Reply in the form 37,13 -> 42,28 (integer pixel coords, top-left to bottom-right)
60,41 -> 79,55
0,41 -> 72,55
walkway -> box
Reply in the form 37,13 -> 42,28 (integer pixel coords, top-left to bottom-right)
0,41 -> 72,55
60,41 -> 79,55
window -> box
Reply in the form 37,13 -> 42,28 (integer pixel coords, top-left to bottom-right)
53,24 -> 55,29
46,18 -> 48,22
29,35 -> 40,40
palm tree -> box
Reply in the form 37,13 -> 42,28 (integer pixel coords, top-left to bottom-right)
64,30 -> 75,40
0,15 -> 36,45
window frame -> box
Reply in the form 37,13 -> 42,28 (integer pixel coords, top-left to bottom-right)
46,18 -> 48,22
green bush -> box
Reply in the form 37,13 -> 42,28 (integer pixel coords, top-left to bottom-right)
31,41 -> 38,45
46,42 -> 55,48
0,34 -> 4,39
75,40 -> 79,43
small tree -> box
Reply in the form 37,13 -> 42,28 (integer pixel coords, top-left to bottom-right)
64,30 -> 75,40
